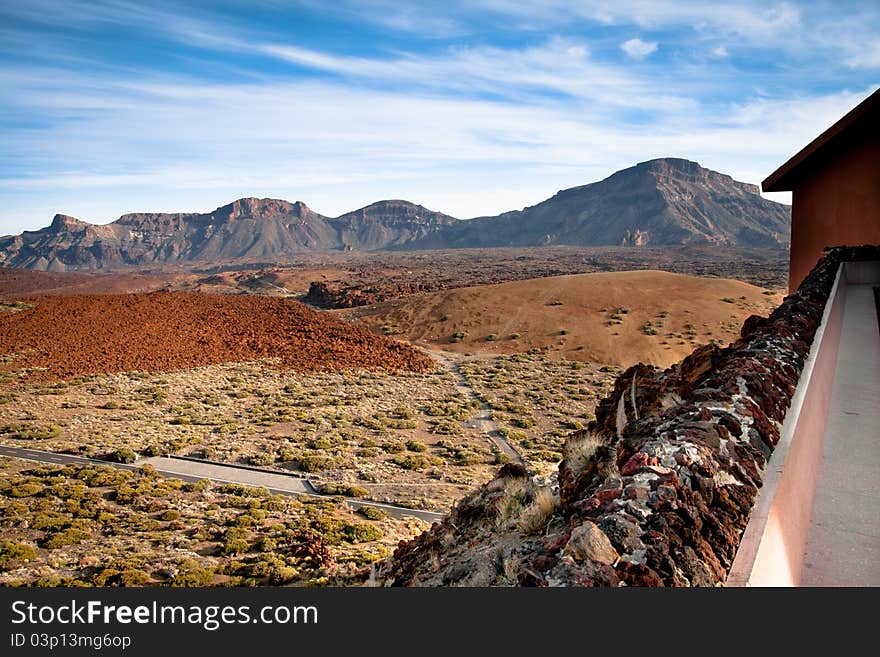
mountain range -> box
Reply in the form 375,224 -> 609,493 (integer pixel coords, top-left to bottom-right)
0,158 -> 790,271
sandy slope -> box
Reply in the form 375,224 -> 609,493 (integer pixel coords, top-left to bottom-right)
342,270 -> 783,368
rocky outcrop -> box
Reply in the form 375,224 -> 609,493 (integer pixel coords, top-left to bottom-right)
376,246 -> 879,586
303,280 -> 446,309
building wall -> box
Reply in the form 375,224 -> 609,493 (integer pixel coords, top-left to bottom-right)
789,130 -> 880,291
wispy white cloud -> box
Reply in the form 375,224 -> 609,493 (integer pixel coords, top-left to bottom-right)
1,1 -> 878,233
846,40 -> 880,68
226,38 -> 695,113
397,0 -> 804,41
621,38 -> 658,59
2,53 -> 873,232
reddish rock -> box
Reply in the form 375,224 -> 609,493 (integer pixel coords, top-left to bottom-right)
497,462 -> 530,479
621,452 -> 658,475
616,561 -> 665,587
548,556 -> 620,587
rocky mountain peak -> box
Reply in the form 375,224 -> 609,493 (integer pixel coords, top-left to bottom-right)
336,200 -> 457,231
49,214 -> 86,232
216,197 -> 312,221
636,158 -> 761,196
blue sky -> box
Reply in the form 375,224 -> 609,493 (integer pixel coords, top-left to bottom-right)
1,1 -> 878,233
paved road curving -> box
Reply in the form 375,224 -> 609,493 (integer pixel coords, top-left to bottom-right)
429,350 -> 524,465
0,445 -> 443,523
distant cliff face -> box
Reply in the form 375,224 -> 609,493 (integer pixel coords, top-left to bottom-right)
412,158 -> 791,250
0,199 -> 456,270
0,159 -> 790,271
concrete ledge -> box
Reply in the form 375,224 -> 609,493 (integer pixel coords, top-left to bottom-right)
842,260 -> 880,284
727,262 -> 845,586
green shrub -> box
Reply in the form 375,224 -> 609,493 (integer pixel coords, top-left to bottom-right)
218,483 -> 266,497
405,440 -> 427,452
296,455 -> 337,472
391,454 -> 430,470
221,528 -> 251,556
29,511 -> 67,531
277,446 -> 297,462
43,527 -> 92,549
112,485 -> 137,504
2,424 -> 61,440
222,538 -> 250,556
0,542 -> 36,570
449,331 -> 467,343
248,453 -> 275,466
386,418 -> 417,430
343,522 -> 383,543
142,444 -> 165,457
358,506 -> 389,521
92,567 -> 151,587
391,406 -> 413,419
183,479 -> 212,493
160,509 -> 180,521
9,482 -> 43,498
170,563 -> 215,587
381,441 -> 405,453
107,448 -> 137,464
431,419 -> 462,435
498,428 -> 527,442
358,416 -> 387,431
455,450 -> 484,466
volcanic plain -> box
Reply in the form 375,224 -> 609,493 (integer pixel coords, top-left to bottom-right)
0,247 -> 784,586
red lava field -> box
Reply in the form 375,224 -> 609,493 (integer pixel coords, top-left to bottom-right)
0,268 -> 176,298
0,292 -> 433,380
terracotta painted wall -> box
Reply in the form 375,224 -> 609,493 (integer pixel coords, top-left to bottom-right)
789,132 -> 880,291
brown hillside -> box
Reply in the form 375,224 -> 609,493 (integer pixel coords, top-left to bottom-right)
0,268 -> 178,298
0,292 -> 432,381
344,270 -> 782,368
